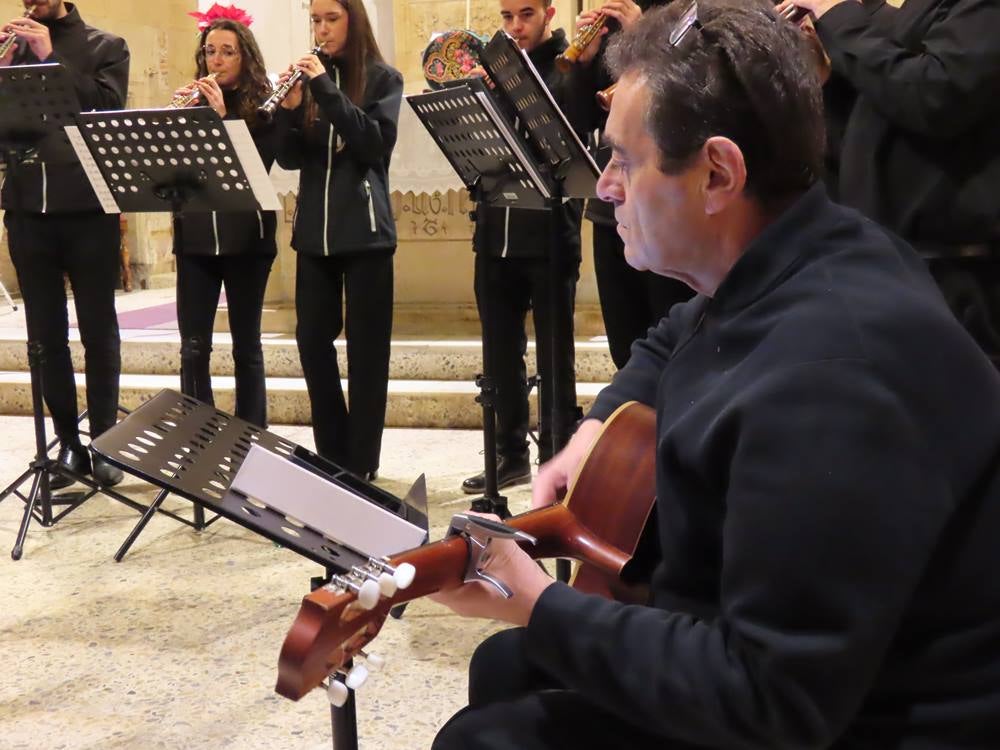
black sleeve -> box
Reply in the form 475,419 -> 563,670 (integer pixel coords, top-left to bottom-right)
563,38 -> 615,137
273,107 -> 305,171
47,35 -> 129,111
527,357 -> 952,748
816,0 -> 1000,138
308,65 -> 403,166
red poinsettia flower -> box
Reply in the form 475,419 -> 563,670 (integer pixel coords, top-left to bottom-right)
188,3 -> 255,31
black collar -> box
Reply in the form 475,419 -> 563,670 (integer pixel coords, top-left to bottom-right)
527,28 -> 567,66
710,183 -> 834,313
41,2 -> 84,32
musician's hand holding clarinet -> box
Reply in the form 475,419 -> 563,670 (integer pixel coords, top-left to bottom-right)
277,49 -> 326,110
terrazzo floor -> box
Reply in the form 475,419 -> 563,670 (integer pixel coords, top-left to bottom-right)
0,416 -> 537,750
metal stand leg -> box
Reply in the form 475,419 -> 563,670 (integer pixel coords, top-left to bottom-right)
330,682 -> 359,750
114,487 -> 170,562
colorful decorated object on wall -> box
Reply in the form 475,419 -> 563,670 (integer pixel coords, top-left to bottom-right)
421,30 -> 488,90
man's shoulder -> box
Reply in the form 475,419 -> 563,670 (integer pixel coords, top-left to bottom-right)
81,20 -> 128,52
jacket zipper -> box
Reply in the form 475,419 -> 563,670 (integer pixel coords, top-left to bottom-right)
256,210 -> 264,239
41,163 -> 48,213
212,212 -> 221,255
323,128 -> 333,256
364,179 -> 376,232
500,207 -> 510,258
322,67 -> 340,257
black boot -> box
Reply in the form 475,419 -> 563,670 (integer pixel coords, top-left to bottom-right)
461,453 -> 532,495
49,441 -> 92,490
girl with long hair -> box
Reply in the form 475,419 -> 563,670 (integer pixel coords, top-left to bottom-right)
275,0 -> 403,479
172,13 -> 277,427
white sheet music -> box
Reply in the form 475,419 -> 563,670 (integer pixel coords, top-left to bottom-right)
65,126 -> 119,215
224,120 -> 282,212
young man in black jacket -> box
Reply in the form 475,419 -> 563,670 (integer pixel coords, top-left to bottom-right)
780,0 -> 1000,363
1,0 -> 128,487
432,3 -> 1000,748
461,0 -> 584,496
565,0 -> 693,370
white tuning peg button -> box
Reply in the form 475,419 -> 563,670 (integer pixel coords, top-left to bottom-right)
377,572 -> 398,597
327,679 -> 349,707
356,579 -> 381,610
394,563 -> 416,590
363,652 -> 385,671
346,663 -> 369,690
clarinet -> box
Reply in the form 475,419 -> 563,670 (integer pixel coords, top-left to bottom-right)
257,44 -> 324,123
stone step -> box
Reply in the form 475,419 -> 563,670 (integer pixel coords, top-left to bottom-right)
0,334 -> 617,382
0,371 -> 607,429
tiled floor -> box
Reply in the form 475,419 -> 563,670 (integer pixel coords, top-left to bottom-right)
0,415 -> 537,749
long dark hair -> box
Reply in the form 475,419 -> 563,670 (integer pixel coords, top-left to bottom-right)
304,0 -> 385,127
194,19 -> 272,128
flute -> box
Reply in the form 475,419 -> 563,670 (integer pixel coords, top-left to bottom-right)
0,7 -> 33,59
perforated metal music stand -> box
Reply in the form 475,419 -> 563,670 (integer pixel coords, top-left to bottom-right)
92,389 -> 428,566
0,64 -> 152,560
407,32 -> 598,524
66,107 -> 280,215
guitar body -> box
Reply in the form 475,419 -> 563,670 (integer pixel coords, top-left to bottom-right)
564,401 -> 657,598
276,401 -> 657,701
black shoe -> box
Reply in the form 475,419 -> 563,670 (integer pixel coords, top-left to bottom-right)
364,469 -> 378,482
92,455 -> 124,487
49,442 -> 92,490
461,455 -> 531,495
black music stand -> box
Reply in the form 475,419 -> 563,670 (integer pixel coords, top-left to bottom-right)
91,389 -> 429,750
408,32 -> 598,522
0,64 -> 147,560
65,106 -> 282,547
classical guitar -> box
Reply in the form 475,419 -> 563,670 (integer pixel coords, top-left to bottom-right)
275,400 -> 656,702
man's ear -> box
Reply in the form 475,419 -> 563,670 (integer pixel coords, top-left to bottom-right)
545,5 -> 556,26
702,136 -> 747,215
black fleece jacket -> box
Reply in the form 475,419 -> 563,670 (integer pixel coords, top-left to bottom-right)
1,3 -> 129,214
818,0 -> 1000,247
472,29 -> 584,260
527,184 -> 1000,748
172,89 -> 277,256
274,57 -> 402,256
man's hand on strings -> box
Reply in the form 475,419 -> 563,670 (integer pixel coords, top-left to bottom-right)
531,418 -> 603,510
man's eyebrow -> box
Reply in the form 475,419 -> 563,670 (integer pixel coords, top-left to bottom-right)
601,133 -> 626,155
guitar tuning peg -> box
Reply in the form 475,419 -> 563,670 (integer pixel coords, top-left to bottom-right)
376,571 -> 398,597
394,562 -> 416,590
327,678 -> 349,707
356,578 -> 380,610
345,663 -> 369,690
360,650 -> 385,671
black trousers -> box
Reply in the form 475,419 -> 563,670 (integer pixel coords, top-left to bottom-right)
295,250 -> 393,475
593,222 -> 694,370
5,211 -> 121,443
432,628 -> 671,750
175,253 -> 274,427
474,253 -> 579,463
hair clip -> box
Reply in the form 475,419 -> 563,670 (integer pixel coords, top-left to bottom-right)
188,3 -> 255,32
669,1 -> 702,47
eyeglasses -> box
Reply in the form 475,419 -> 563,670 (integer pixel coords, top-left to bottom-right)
202,46 -> 240,60
669,1 -> 702,47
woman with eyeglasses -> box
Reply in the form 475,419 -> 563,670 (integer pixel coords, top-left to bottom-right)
274,0 -> 402,480
170,15 -> 277,428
